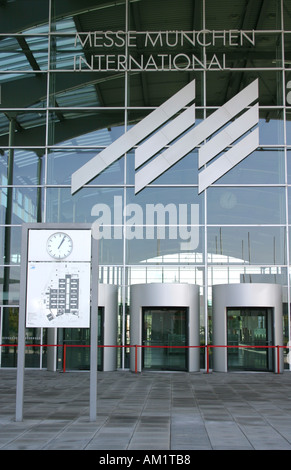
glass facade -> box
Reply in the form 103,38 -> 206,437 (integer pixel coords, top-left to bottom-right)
0,0 -> 291,370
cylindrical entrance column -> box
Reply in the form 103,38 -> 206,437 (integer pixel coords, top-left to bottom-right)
212,283 -> 283,373
130,283 -> 200,372
99,284 -> 118,371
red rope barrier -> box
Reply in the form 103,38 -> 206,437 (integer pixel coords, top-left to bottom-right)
0,343 -> 289,374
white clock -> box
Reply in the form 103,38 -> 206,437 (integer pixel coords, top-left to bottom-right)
46,232 -> 73,259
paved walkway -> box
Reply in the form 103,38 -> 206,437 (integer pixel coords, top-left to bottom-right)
0,369 -> 291,450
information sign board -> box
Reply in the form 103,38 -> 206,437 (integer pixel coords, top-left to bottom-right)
26,229 -> 91,328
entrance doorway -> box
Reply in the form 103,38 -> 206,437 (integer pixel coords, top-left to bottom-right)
0,306 -> 47,369
227,307 -> 274,371
59,307 -> 104,371
142,307 -> 187,371
98,307 -> 104,371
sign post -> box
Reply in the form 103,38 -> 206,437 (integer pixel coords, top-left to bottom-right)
90,231 -> 99,421
15,224 -> 28,422
16,223 -> 97,422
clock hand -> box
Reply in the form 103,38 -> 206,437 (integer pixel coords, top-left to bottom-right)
58,236 -> 65,249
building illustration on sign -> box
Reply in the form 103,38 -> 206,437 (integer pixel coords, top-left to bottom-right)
26,262 -> 90,328
44,273 -> 80,322
25,228 -> 92,329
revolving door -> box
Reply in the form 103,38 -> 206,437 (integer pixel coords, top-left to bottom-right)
227,307 -> 274,371
130,283 -> 200,372
212,283 -> 283,373
142,307 -> 188,371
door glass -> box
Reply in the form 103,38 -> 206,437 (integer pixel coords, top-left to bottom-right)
59,307 -> 103,371
25,327 -> 43,368
98,307 -> 104,371
62,327 -> 90,370
142,307 -> 187,371
1,307 -> 18,367
1,306 -> 46,368
227,307 -> 273,371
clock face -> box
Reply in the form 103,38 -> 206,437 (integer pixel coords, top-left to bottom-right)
46,232 -> 73,259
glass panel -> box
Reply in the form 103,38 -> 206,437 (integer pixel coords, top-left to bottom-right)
57,307 -> 103,371
227,308 -> 274,371
48,110 -> 125,146
259,109 -> 284,145
128,150 -> 198,186
286,118 -> 291,145
283,301 -> 289,370
206,0 -> 281,30
284,33 -> 291,71
132,0 -> 202,31
204,106 -> 283,144
286,189 -> 291,221
51,33 -> 81,71
0,226 -> 22,264
129,72 -> 203,107
0,36 -> 44,72
142,307 -> 187,371
0,112 -> 47,147
0,73 -> 47,108
125,186 -> 203,263
0,307 -> 42,367
0,265 -> 21,304
249,32 -> 282,68
207,187 -> 286,225
25,327 -> 42,368
0,149 -> 45,186
51,1 -> 126,71
98,307 -> 104,371
287,154 -> 291,184
217,148 -> 285,185
258,71 -> 283,106
0,113 -> 9,146
203,33 -> 282,71
47,149 -> 124,185
127,266 -> 204,286
208,266 -> 287,287
1,306 -> 18,367
126,187 -> 204,223
284,3 -> 291,29
0,187 -> 43,224
0,1 -> 49,35
61,328 -> 90,371
126,107 -> 202,157
49,72 -> 125,107
53,2 -> 126,36
46,186 -> 123,223
126,226 -> 203,264
207,226 -> 286,265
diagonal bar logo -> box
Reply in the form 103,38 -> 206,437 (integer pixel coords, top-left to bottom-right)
135,79 -> 259,193
197,80 -> 259,193
71,78 -> 259,195
71,78 -> 196,194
